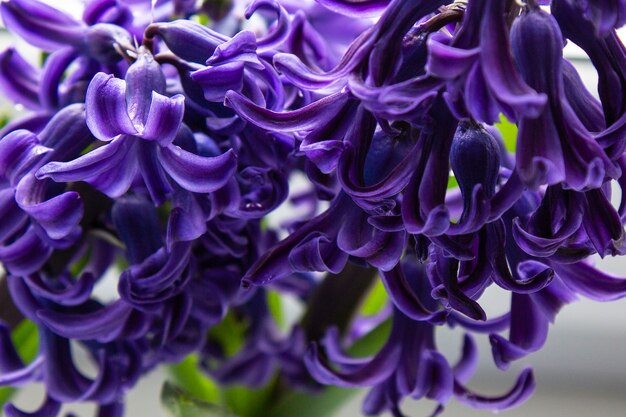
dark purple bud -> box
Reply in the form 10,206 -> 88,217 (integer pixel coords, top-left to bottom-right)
450,122 -> 500,213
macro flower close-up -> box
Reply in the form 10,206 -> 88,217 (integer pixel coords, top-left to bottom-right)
0,0 -> 625,416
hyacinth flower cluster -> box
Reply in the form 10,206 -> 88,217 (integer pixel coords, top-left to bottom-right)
0,0 -> 624,416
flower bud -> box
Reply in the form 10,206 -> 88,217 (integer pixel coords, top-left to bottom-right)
125,48 -> 166,126
511,6 -> 564,94
450,122 -> 500,203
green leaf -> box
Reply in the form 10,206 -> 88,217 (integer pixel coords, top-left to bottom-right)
269,386 -> 357,417
266,290 -> 284,328
161,382 -> 236,417
0,113 -> 10,130
495,113 -> 518,153
269,319 -> 392,417
70,247 -> 92,276
359,278 -> 388,317
447,174 -> 459,189
0,320 -> 40,407
209,312 -> 248,357
222,379 -> 277,417
167,354 -> 220,403
346,318 -> 391,357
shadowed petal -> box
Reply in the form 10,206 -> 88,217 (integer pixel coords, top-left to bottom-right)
0,130 -> 50,187
225,90 -> 351,132
0,0 -> 84,51
0,48 -> 41,110
313,0 -> 390,17
140,93 -> 184,146
85,73 -> 137,141
15,175 -> 83,240
37,137 -> 138,198
158,145 -> 237,193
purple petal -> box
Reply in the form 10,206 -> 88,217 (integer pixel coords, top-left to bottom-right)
207,30 -> 262,68
337,209 -> 406,271
158,145 -> 236,193
0,47 -> 41,110
0,356 -> 44,387
304,341 -> 400,387
454,368 -> 535,410
37,136 -> 138,198
85,73 -> 137,141
0,130 -> 50,187
245,0 -> 291,51
0,0 -> 84,51
144,19 -> 227,64
0,228 -> 52,275
288,231 -> 348,274
426,35 -> 479,79
379,265 -> 437,320
225,90 -> 351,132
39,47 -> 79,110
192,62 -> 246,102
15,175 -> 83,240
140,93 -> 185,146
137,141 -> 173,206
555,261 -> 626,301
36,300 -> 140,342
479,2 -> 547,120
23,273 -> 95,306
453,335 -> 479,384
313,0 -> 390,17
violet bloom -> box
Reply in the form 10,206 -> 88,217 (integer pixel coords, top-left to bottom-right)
426,0 -> 546,124
307,261 -> 535,417
552,0 -> 626,150
0,1 -> 626,417
511,5 -> 620,190
0,104 -> 93,275
37,48 -> 237,206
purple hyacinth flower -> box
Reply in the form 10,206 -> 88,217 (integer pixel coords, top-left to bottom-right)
554,0 -> 626,37
490,278 -> 576,369
306,262 -> 535,416
1,0 -> 133,65
242,191 -> 405,288
513,184 -> 625,259
552,0 -> 626,125
511,5 -> 620,190
426,0 -> 546,124
0,104 -> 93,275
37,49 -> 237,206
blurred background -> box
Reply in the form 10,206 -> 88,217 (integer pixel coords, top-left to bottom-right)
2,3 -> 626,417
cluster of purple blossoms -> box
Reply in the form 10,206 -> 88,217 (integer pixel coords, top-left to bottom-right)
0,0 -> 625,416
